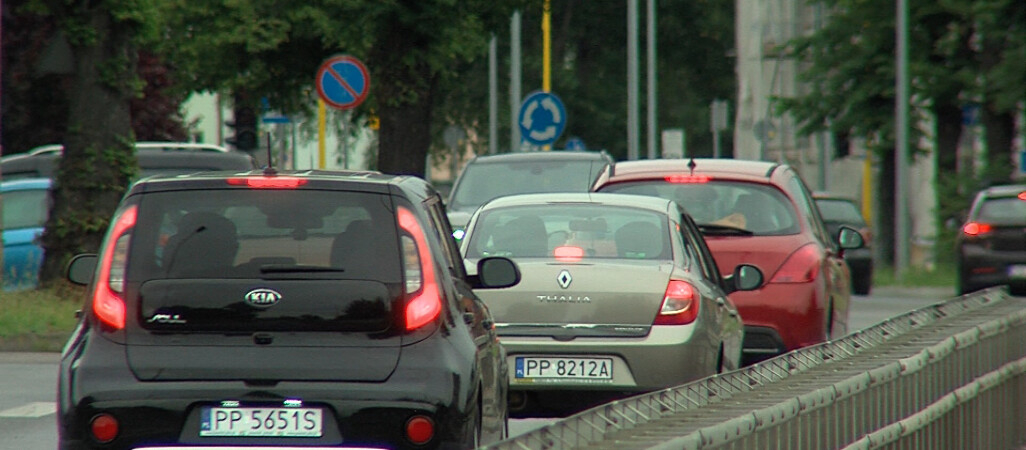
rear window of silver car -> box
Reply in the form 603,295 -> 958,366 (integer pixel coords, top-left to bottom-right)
465,204 -> 670,260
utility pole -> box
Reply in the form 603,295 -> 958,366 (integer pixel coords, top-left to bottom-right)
489,36 -> 498,155
627,0 -> 640,160
646,0 -> 657,159
895,0 -> 910,280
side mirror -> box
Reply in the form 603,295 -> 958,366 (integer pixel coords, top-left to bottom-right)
732,264 -> 764,291
66,254 -> 98,285
470,257 -> 521,289
837,226 -> 865,250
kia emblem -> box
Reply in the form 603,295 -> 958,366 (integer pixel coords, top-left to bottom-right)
244,288 -> 282,308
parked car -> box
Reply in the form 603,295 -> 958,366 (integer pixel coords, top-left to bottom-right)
446,150 -> 614,242
1,141 -> 256,180
594,158 -> 863,365
813,192 -> 874,295
58,169 -> 521,449
1,142 -> 257,291
1,178 -> 51,291
460,192 -> 763,416
955,184 -> 1026,296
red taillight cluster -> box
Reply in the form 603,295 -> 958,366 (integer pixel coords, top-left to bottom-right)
397,207 -> 442,331
93,205 -> 138,330
770,244 -> 821,284
962,222 -> 993,237
654,280 -> 699,325
226,176 -> 308,188
405,415 -> 435,445
90,413 -> 119,443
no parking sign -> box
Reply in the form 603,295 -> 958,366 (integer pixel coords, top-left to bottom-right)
315,55 -> 370,110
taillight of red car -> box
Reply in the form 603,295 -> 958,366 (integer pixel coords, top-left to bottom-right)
93,205 -> 138,330
770,244 -> 821,284
654,280 -> 700,325
397,207 -> 442,331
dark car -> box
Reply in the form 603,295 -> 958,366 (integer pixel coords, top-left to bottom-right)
955,184 -> 1026,296
446,151 -> 614,242
58,169 -> 521,449
813,193 -> 874,295
1,142 -> 257,180
594,158 -> 863,365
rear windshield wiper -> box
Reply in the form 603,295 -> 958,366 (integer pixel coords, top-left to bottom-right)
258,264 -> 345,273
697,224 -> 755,236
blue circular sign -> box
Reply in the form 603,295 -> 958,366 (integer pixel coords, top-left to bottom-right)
518,91 -> 567,146
316,55 -> 370,110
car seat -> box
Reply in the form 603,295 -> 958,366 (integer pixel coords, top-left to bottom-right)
490,215 -> 548,257
331,220 -> 388,279
163,211 -> 239,277
733,194 -> 777,232
614,221 -> 665,259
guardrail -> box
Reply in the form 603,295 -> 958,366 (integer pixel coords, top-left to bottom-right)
485,288 -> 1026,450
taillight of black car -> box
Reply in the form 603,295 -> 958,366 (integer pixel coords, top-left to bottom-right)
92,205 -> 137,331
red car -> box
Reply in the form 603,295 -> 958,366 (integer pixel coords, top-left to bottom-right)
594,158 -> 864,365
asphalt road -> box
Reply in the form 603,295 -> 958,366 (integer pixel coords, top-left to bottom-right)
0,286 -> 953,448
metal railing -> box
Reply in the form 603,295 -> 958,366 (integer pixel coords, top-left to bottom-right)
486,288 -> 1026,449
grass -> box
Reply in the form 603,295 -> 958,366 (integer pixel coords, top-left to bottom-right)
873,262 -> 957,288
0,283 -> 84,352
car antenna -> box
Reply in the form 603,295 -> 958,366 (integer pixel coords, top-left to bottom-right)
687,157 -> 697,176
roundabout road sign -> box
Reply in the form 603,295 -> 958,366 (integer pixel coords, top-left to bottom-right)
316,55 -> 370,110
518,91 -> 566,146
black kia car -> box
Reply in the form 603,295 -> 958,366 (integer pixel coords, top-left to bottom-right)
58,169 -> 520,449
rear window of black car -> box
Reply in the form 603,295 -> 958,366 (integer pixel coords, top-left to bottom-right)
815,199 -> 867,226
975,197 -> 1026,225
126,189 -> 401,282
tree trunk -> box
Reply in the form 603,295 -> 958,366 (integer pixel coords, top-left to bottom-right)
38,8 -> 138,285
874,146 -> 896,267
368,16 -> 438,178
980,107 -> 1016,186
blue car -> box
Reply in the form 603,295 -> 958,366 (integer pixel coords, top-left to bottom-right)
2,178 -> 51,290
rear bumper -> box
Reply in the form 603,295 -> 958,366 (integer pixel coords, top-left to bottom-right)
959,247 -> 1026,294
58,327 -> 480,450
498,324 -> 724,393
729,280 -> 828,354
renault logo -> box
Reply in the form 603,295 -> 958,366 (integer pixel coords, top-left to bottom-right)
557,270 -> 572,289
244,288 -> 282,308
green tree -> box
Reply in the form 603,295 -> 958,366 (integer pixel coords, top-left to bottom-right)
775,0 -> 1025,265
156,0 -> 529,176
30,0 -> 159,285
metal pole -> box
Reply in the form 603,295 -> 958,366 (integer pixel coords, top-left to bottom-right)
510,10 -> 522,152
542,0 -> 551,93
489,35 -> 498,155
646,0 -> 657,159
895,0 -> 910,280
627,0 -> 639,160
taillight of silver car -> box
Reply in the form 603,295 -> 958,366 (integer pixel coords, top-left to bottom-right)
92,205 -> 137,330
654,280 -> 700,325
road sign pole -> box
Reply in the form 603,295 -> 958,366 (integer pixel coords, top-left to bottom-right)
646,0 -> 657,160
627,0 -> 640,160
489,36 -> 498,155
896,0 -> 910,280
510,11 -> 522,152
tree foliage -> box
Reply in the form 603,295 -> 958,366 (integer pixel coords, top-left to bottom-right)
775,0 -> 1025,264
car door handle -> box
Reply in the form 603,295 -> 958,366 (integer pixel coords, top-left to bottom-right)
463,312 -> 475,325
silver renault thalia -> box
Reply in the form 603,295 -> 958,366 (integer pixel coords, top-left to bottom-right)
460,192 -> 763,417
